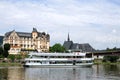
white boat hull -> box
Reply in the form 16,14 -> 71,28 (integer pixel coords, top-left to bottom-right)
24,63 -> 93,67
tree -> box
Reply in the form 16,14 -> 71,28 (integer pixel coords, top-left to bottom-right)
0,46 -> 3,58
104,47 -> 120,62
106,47 -> 118,51
50,43 -> 66,52
4,43 -> 10,51
103,56 -> 119,62
0,46 -> 3,55
3,43 -> 10,58
8,54 -> 15,62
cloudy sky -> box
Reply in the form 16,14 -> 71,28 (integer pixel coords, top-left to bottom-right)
0,0 -> 120,50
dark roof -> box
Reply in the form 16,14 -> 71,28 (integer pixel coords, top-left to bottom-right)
71,43 -> 79,49
4,31 -> 13,37
63,41 -> 95,52
79,43 -> 95,52
46,34 -> 50,41
70,43 -> 82,52
17,32 -> 31,38
32,28 -> 37,32
63,41 -> 73,50
38,32 -> 42,37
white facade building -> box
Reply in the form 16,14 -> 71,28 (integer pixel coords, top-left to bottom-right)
3,28 -> 50,54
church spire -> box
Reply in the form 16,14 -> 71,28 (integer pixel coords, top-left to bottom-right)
67,33 -> 70,41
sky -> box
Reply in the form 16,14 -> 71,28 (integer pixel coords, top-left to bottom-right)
0,0 -> 120,50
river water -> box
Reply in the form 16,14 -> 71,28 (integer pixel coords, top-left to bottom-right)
0,64 -> 120,80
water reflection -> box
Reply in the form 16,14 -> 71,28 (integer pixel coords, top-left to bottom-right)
92,64 -> 120,80
25,67 -> 94,80
0,65 -> 120,80
103,64 -> 120,79
0,68 -> 8,80
104,64 -> 120,72
0,67 -> 24,80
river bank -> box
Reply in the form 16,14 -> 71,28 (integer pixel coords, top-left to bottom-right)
94,62 -> 120,65
94,59 -> 120,65
0,62 -> 120,67
0,62 -> 22,67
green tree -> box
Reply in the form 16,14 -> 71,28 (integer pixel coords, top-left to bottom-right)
0,46 -> 3,55
15,54 -> 22,60
3,50 -> 9,58
3,43 -> 10,58
106,47 -> 118,51
113,47 -> 117,50
103,55 -> 119,62
4,43 -> 10,51
106,47 -> 110,51
0,46 -> 3,58
8,54 -> 15,62
50,43 -> 66,52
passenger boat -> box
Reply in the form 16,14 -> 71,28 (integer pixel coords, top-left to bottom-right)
23,52 -> 94,67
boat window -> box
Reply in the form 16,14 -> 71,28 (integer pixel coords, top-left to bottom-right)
50,56 -> 55,58
44,56 -> 48,58
76,56 -> 82,58
76,61 -> 82,63
50,61 -> 73,64
87,61 -> 92,63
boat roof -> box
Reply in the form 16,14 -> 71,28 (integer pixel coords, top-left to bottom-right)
28,52 -> 86,57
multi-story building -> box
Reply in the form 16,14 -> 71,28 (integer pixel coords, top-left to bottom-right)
3,28 -> 50,54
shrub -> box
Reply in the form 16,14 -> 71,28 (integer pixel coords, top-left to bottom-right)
103,55 -> 119,62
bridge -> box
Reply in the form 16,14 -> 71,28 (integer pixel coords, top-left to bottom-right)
86,50 -> 120,59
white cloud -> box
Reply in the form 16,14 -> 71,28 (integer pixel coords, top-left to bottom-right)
112,29 -> 117,34
0,0 -> 120,49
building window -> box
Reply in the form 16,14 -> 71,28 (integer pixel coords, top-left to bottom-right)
21,44 -> 23,47
15,44 -> 17,46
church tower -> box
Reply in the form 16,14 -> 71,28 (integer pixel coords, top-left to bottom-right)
67,33 -> 70,41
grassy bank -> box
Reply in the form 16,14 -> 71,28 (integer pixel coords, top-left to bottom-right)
0,62 -> 22,67
94,59 -> 120,65
94,62 -> 120,65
